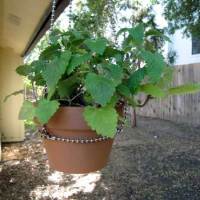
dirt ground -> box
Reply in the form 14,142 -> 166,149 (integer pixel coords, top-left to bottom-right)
0,116 -> 200,200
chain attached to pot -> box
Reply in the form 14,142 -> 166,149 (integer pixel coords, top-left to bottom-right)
68,0 -> 73,29
39,0 -> 129,143
39,104 -> 128,144
40,127 -> 110,143
50,0 -> 57,32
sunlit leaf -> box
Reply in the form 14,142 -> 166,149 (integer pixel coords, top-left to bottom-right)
84,38 -> 107,55
19,101 -> 35,120
35,99 -> 59,124
84,106 -> 118,138
85,73 -> 115,106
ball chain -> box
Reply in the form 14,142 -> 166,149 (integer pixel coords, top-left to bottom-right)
42,0 -> 128,144
68,0 -> 72,29
108,0 -> 117,44
40,127 -> 110,144
50,0 -> 57,32
39,105 -> 128,144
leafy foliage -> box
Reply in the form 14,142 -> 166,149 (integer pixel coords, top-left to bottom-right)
103,64 -> 123,86
84,38 -> 107,55
141,51 -> 165,83
128,68 -> 146,93
19,101 -> 35,120
35,99 -> 59,124
67,53 -> 91,75
168,83 -> 200,95
16,64 -> 33,76
162,0 -> 200,37
139,84 -> 165,98
117,84 -> 131,98
10,21 -> 200,138
85,73 -> 115,106
58,75 -> 79,98
42,51 -> 71,99
129,24 -> 145,45
84,106 -> 118,138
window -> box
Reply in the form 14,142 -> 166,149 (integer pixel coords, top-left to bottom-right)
192,35 -> 200,55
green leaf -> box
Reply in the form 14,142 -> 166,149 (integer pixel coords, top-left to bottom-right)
34,74 -> 46,86
31,60 -> 46,74
85,73 -> 115,106
103,64 -> 123,86
116,28 -> 129,37
141,50 -> 165,83
67,53 -> 91,75
129,24 -> 144,45
107,95 -> 119,107
168,83 -> 200,95
104,47 -> 124,63
30,61 -> 46,86
139,84 -> 166,98
4,89 -> 24,102
35,99 -> 59,124
83,106 -> 118,138
49,29 -> 62,44
157,66 -> 174,88
71,30 -> 85,40
122,35 -> 133,49
145,29 -> 171,42
128,68 -> 146,93
58,75 -> 79,98
127,98 -> 138,107
117,84 -> 131,97
84,38 -> 107,55
19,101 -> 35,120
39,44 -> 61,60
16,64 -> 32,76
42,50 -> 71,99
104,47 -> 123,57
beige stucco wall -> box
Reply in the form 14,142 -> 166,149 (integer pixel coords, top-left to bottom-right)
0,47 -> 24,142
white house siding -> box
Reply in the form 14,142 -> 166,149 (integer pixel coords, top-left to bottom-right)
169,30 -> 200,65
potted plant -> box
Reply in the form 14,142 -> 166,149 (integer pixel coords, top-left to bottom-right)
6,23 -> 200,173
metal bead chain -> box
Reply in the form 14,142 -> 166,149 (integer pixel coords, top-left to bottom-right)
40,127 -> 110,144
108,0 -> 117,44
50,0 -> 57,32
39,105 -> 128,143
68,0 -> 72,29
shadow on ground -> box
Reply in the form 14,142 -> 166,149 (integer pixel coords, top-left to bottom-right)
1,116 -> 200,200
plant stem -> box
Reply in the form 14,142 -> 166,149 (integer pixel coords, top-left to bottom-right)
70,90 -> 84,102
137,95 -> 153,107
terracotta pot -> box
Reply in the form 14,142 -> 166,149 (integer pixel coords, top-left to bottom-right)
43,107 -> 114,174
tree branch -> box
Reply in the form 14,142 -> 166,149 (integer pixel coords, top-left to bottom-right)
137,95 -> 153,107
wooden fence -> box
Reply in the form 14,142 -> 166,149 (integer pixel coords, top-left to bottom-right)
136,64 -> 200,126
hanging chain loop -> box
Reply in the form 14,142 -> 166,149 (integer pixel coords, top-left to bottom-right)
40,0 -> 128,143
108,0 -> 117,44
39,104 -> 128,143
68,0 -> 73,29
40,127 -> 110,144
50,0 -> 57,32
